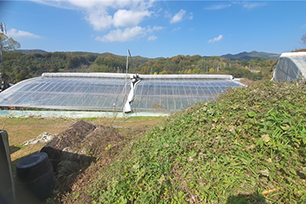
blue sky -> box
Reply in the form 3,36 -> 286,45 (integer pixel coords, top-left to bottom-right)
1,0 -> 306,58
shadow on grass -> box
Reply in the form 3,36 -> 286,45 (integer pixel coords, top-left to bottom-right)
226,192 -> 267,204
9,145 -> 21,154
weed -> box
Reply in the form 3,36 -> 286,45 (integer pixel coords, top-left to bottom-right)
85,81 -> 306,203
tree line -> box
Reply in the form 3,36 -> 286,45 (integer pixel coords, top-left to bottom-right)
2,50 -> 275,83
1,33 -> 276,83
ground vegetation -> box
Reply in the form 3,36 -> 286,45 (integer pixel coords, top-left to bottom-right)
51,80 -> 306,203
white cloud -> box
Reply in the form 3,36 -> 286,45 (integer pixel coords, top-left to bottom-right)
147,25 -> 165,32
170,9 -> 186,24
32,0 -> 166,43
148,35 -> 157,41
30,0 -> 77,10
113,9 -> 152,28
188,12 -> 193,20
242,2 -> 266,9
172,27 -> 181,32
32,0 -> 155,30
85,9 -> 113,30
32,0 -> 132,10
7,28 -> 40,38
96,25 -> 165,42
96,26 -> 146,42
208,35 -> 223,43
87,6 -> 153,30
232,2 -> 266,9
205,4 -> 231,10
206,2 -> 266,10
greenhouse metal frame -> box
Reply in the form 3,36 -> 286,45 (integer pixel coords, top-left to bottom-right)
0,73 -> 244,113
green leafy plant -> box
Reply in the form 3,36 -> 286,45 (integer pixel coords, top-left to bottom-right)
72,81 -> 306,203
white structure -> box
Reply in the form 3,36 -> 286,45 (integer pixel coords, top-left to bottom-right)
0,73 -> 244,113
272,52 -> 306,82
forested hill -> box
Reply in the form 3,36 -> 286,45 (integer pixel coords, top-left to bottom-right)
17,49 -> 47,54
3,51 -> 276,83
221,51 -> 280,61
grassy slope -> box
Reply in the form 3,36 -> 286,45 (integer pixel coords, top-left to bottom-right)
69,81 -> 306,203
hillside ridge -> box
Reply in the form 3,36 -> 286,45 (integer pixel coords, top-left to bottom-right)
15,49 -> 279,61
221,50 -> 280,61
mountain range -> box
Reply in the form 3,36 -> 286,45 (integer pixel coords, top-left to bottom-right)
220,51 -> 280,61
16,49 -> 280,61
17,49 -> 47,54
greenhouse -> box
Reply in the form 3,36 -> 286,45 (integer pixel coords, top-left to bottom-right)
0,73 -> 244,113
272,52 -> 306,82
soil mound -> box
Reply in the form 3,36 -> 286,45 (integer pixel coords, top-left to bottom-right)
40,120 -> 123,194
42,120 -> 96,151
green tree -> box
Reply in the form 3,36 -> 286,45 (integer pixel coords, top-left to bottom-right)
1,34 -> 21,85
240,59 -> 248,67
0,33 -> 20,51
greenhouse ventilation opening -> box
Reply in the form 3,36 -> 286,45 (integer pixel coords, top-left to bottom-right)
272,52 -> 306,82
0,73 -> 245,117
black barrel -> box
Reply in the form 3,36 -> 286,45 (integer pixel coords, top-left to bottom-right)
15,152 -> 55,202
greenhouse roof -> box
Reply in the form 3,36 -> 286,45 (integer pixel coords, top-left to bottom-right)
273,52 -> 306,82
0,73 -> 244,112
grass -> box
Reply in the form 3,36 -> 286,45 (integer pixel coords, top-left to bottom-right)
4,116 -> 165,174
2,118 -> 75,165
72,80 -> 306,203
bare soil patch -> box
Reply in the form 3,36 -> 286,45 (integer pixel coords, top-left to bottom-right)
43,120 -> 151,204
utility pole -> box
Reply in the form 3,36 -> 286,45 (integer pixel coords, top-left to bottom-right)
0,23 -> 6,77
0,22 -> 9,92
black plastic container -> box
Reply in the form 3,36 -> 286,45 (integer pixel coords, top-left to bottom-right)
15,152 -> 55,202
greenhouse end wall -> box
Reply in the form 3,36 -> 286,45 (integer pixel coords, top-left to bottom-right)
273,52 -> 306,82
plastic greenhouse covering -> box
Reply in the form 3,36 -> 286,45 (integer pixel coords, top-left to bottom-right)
0,73 -> 244,112
272,52 -> 306,82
